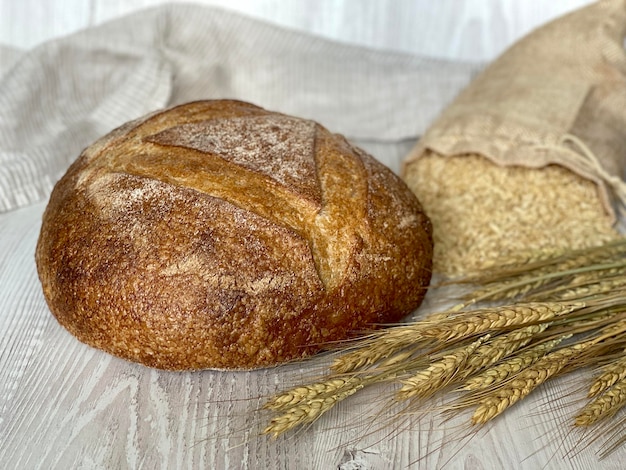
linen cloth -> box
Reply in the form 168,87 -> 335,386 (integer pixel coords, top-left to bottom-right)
0,2 -> 481,214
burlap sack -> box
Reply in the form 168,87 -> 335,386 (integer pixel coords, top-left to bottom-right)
404,0 -> 626,275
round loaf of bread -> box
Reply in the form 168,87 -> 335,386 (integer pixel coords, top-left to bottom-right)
35,100 -> 433,370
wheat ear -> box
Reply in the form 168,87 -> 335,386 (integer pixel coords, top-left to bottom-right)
588,352 -> 626,398
264,377 -> 363,412
330,332 -> 425,374
330,310 -> 455,374
422,302 -> 583,342
472,340 -> 593,424
396,336 -> 488,400
528,276 -> 626,302
461,238 -> 626,285
466,260 -> 626,303
459,324 -> 549,379
462,336 -> 569,391
263,384 -> 363,437
575,378 -> 626,426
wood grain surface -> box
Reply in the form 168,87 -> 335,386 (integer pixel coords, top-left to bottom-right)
0,0 -> 593,60
1,200 -> 621,469
2,1 -> 624,469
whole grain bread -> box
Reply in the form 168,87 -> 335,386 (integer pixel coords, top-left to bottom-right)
35,100 -> 433,370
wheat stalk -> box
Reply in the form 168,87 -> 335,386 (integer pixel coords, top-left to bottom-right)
263,350 -> 424,436
462,336 -> 569,392
330,340 -> 401,374
330,311 -> 455,374
468,317 -> 626,425
421,302 -> 583,342
461,238 -> 626,285
466,261 -> 626,304
575,378 -> 626,426
465,337 -> 569,391
397,336 -> 487,400
459,241 -> 626,304
262,236 -> 626,459
588,352 -> 626,398
570,265 -> 626,285
527,276 -> 626,302
471,340 -> 594,424
263,383 -> 363,437
458,324 -> 548,381
330,329 -> 426,374
264,377 -> 364,411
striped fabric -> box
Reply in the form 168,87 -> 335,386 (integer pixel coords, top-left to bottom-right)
0,3 -> 480,214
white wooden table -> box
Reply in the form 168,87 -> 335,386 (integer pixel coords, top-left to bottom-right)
2,1 -> 623,469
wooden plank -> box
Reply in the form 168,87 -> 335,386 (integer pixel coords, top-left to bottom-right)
3,0 -> 593,60
0,0 -> 92,49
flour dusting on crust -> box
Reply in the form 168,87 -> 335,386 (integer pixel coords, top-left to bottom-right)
146,116 -> 321,204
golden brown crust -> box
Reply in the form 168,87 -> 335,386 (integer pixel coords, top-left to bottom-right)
35,100 -> 433,370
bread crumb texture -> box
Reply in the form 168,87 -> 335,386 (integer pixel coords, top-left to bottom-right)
35,100 -> 433,370
405,152 -> 619,276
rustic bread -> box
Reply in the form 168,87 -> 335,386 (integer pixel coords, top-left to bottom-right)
35,100 -> 433,370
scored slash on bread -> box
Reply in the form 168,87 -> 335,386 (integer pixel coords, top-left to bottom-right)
107,107 -> 367,290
